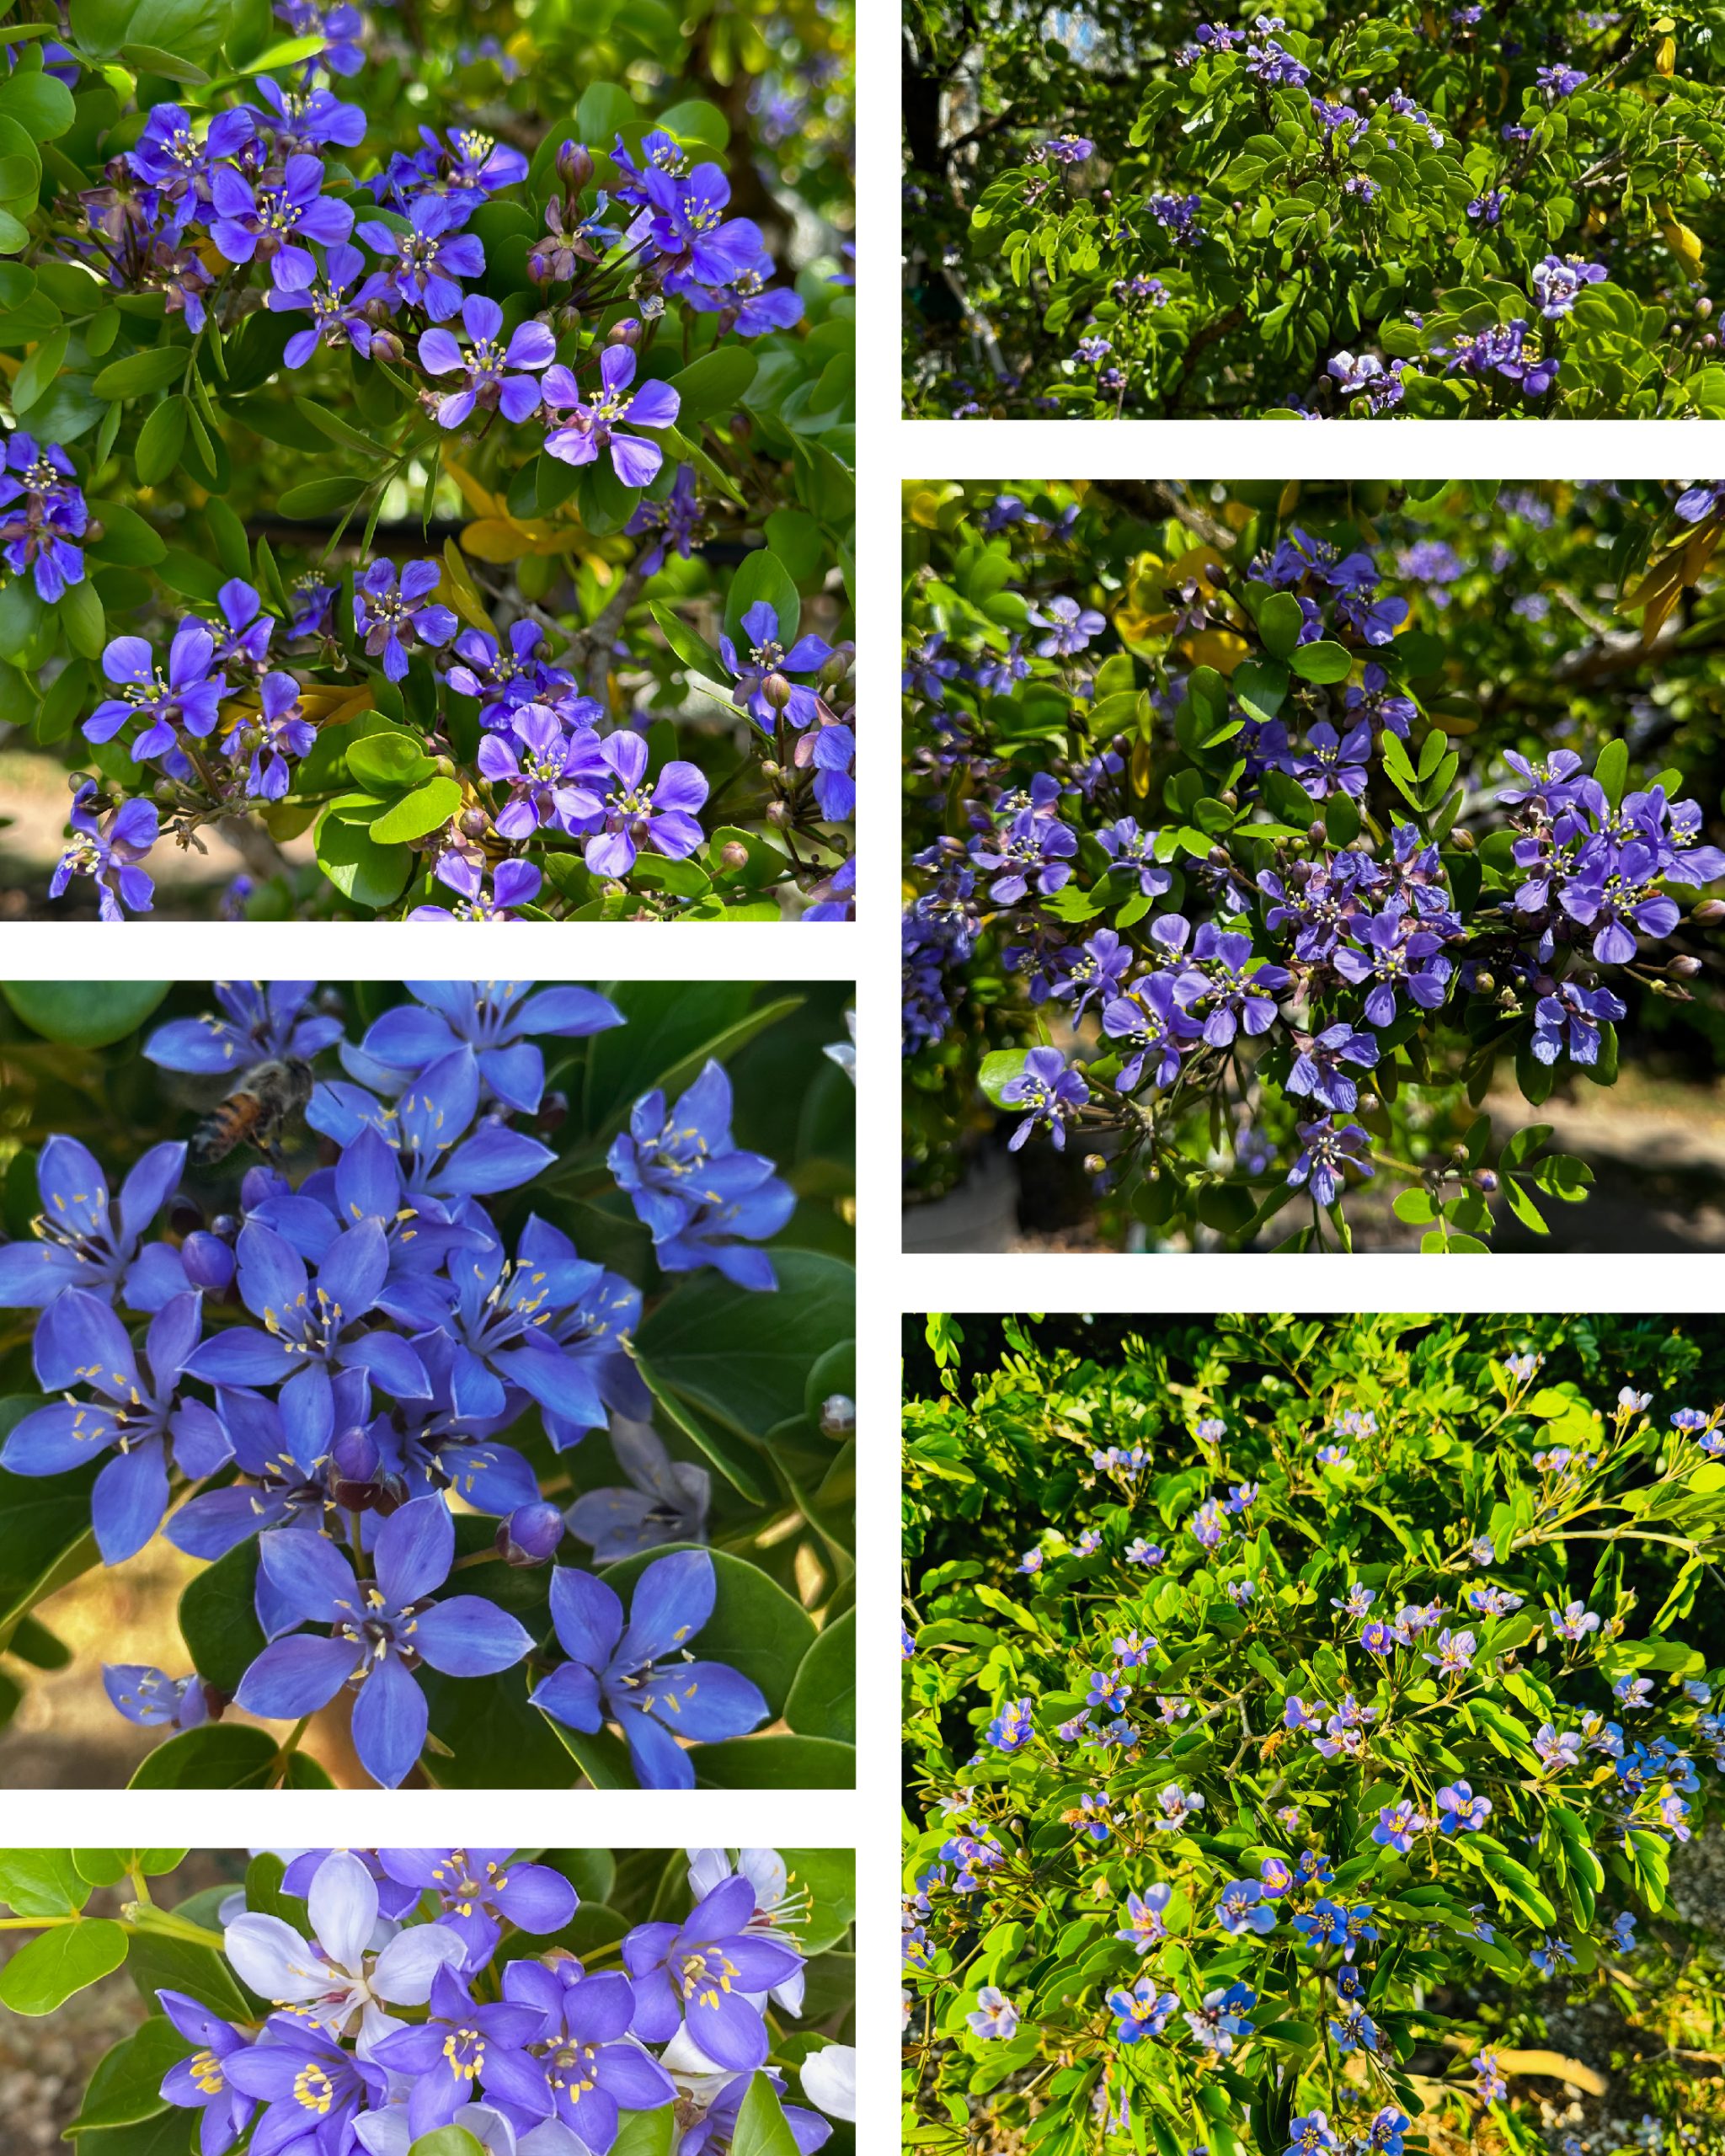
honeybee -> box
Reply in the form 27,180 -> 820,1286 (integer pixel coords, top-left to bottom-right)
191,1057 -> 315,1166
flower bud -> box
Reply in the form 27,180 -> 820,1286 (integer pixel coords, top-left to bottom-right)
760,760 -> 782,781
497,1502 -> 565,1566
1450,827 -> 1477,851
766,799 -> 790,826
820,1394 -> 856,1440
606,316 -> 643,348
1705,334 -> 1719,351
180,1230 -> 236,1292
153,777 -> 178,803
369,329 -> 404,364
460,808 -> 489,841
1669,953 -> 1702,978
329,1426 -> 385,1510
211,1213 -> 239,1241
720,840 -> 750,871
1356,1092 -> 1379,1114
1083,1153 -> 1107,1177
1698,296 -> 1714,318
1472,970 -> 1495,995
762,671 -> 795,712
1691,899 -> 1725,926
820,643 -> 855,686
1306,820 -> 1327,846
1473,1169 -> 1499,1193
557,139 -> 594,190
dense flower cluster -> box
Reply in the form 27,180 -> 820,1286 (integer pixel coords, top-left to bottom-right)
19,0 -> 855,921
902,485 -> 1725,1247
904,1320 -> 1725,2150
0,979 -> 796,1789
134,1847 -> 852,2156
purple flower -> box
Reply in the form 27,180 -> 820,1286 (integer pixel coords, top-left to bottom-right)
1215,1879 -> 1276,1935
476,706 -> 599,837
542,346 -> 682,488
531,1550 -> 769,1790
128,104 -> 255,233
578,728 -> 708,878
418,294 -> 557,426
608,1060 -> 793,1291
640,162 -> 763,289
1675,483 -> 1725,524
103,1665 -> 208,1732
1557,841 -> 1681,962
1028,594 -> 1106,656
209,152 -> 355,289
971,808 -> 1077,904
355,558 -> 460,681
1287,1118 -> 1374,1207
45,771 -> 154,896
356,193 -> 486,319
234,1497 -> 532,1785
0,433 -> 87,601
1531,253 -> 1607,318
623,1870 -> 801,2070
1333,904 -> 1452,1027
157,1990 -> 254,2155
223,2018 -> 386,2147
356,979 -> 619,1114
409,853 -> 542,921
1147,189 -> 1206,240
1538,63 -> 1589,94
147,981 -> 339,1081
485,1959 -> 677,2145
274,0 -> 366,72
227,670 -> 314,799
718,599 -> 834,729
84,622 -> 225,760
253,74 -> 366,154
0,1133 -> 188,1311
1050,929 -> 1132,1017
1532,979 -> 1626,1065
266,242 -> 379,367
368,1962 -> 547,2135
685,246 -> 805,337
1185,1982 -> 1255,2054
1292,720 -> 1371,801
1,1290 -> 227,1564
626,465 -> 703,576
1000,1046 -> 1089,1150
1188,924 -> 1290,1043
1288,1023 -> 1378,1113
1097,976 -> 1203,1091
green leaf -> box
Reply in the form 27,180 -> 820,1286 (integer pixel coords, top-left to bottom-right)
635,1251 -> 854,1442
178,1540 -> 265,1694
87,500 -> 166,568
669,346 -> 759,424
69,0 -> 142,59
977,1048 -> 1028,1107
697,1733 -> 855,1787
134,396 -> 188,487
347,728 -> 434,792
1258,590 -> 1304,660
67,2018 -> 192,2134
127,0 -> 233,63
93,346 -> 190,400
371,775 -> 462,844
656,98 -> 730,152
409,2133 -> 489,2156
611,2109 -> 676,2156
120,40 -> 209,80
1594,736 -> 1628,807
312,802 -> 413,910
279,474 -> 369,520
0,1849 -> 92,1915
579,80 -> 638,144
0,1919 -> 127,2014
129,1723 -> 282,1789
597,1542 -> 817,1721
723,547 -> 802,650
649,600 -> 728,683
783,1608 -> 854,1742
1290,639 -> 1353,684
60,576 -> 106,660
0,69 -> 75,139
731,2071 -> 802,2156
13,327 -> 67,416
1,980 -> 168,1047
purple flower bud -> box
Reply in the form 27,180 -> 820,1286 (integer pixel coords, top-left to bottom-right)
179,1230 -> 236,1291
606,316 -> 644,347
557,139 -> 595,189
498,1501 -> 566,1566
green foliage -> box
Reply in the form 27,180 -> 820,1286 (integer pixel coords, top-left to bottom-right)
905,0 -> 1725,419
903,1313 -> 1725,2152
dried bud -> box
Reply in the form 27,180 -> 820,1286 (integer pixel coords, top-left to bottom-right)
557,139 -> 594,191
819,1394 -> 856,1440
606,316 -> 643,348
180,1230 -> 235,1293
720,840 -> 750,871
497,1502 -> 566,1566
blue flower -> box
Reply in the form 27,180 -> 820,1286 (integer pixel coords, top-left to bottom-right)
209,152 -> 355,289
1001,1047 -> 1089,1151
2,1290 -> 228,1563
0,434 -> 87,601
718,600 -> 834,730
986,1697 -> 1034,1751
481,1960 -> 677,2147
440,1213 -> 622,1437
102,1664 -> 208,1731
1215,1879 -> 1276,1935
622,1872 -> 803,2068
157,1989 -> 255,2155
355,981 -> 621,1116
529,1549 -> 768,1789
146,981 -> 341,1077
355,193 -> 485,319
640,162 -> 762,289
0,1136 -> 189,1310
165,1364 -> 371,1561
354,559 -> 461,681
234,1495 -> 533,1786
608,1059 -> 793,1290
1106,1977 -> 1178,2041
1183,1982 -> 1254,2054
375,1847 -> 579,1972
182,1217 -> 432,1400
567,1416 -> 711,1562
222,2016 -> 386,2148
368,1962 -> 547,2136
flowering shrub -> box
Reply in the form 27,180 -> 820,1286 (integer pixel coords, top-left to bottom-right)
1,0 -> 855,921
903,1312 -> 1725,2153
0,976 -> 857,1789
0,1844 -> 857,2156
902,478 -> 1725,1251
904,0 -> 1725,419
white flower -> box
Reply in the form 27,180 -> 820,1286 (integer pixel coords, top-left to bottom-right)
223,1849 -> 463,2048
801,2043 -> 857,2121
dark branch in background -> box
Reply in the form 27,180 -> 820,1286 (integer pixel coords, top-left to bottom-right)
240,521 -> 754,567
1087,480 -> 1236,552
